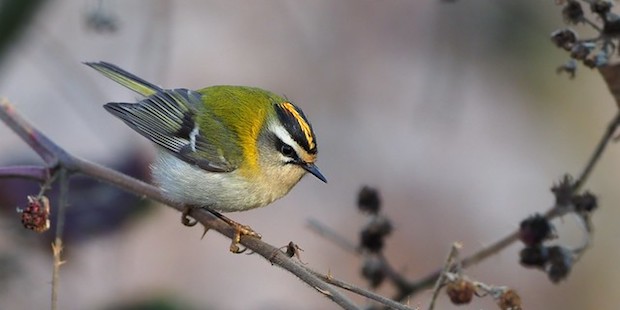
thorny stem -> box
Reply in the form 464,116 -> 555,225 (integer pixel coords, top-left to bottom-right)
582,17 -> 602,32
428,243 -> 461,310
304,268 -> 415,310
0,100 -> 365,310
0,165 -> 48,181
572,111 -> 620,192
307,218 -> 360,255
0,99 -> 68,167
51,168 -> 68,310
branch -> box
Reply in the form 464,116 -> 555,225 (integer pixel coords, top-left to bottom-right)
307,218 -> 360,255
0,99 -> 361,310
0,165 -> 48,181
428,243 -> 460,310
304,267 -> 415,310
51,168 -> 68,310
572,110 -> 620,191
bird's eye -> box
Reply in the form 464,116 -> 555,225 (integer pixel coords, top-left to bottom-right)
280,144 -> 296,157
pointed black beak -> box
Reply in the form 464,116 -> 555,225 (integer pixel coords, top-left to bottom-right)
302,163 -> 327,183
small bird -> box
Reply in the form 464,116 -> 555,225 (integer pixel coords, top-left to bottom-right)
86,62 -> 326,252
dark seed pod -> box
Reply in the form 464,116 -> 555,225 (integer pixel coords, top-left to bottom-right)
360,215 -> 393,252
572,191 -> 598,213
550,29 -> 577,50
519,214 -> 553,246
546,246 -> 573,283
562,1 -> 584,24
357,186 -> 381,214
550,174 -> 575,207
361,256 -> 386,288
519,246 -> 549,268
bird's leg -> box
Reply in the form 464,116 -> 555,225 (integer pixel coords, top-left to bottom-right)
207,210 -> 262,253
181,206 -> 197,227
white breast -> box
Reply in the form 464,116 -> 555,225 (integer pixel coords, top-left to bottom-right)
150,151 -> 306,212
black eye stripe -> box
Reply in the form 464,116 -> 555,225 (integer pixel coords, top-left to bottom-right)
281,144 -> 295,157
275,138 -> 298,160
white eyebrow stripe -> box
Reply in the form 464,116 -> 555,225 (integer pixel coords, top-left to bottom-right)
269,122 -> 304,156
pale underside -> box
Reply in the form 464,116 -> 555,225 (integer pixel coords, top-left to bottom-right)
151,151 -> 307,212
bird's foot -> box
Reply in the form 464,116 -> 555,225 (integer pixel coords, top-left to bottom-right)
207,211 -> 261,253
181,206 -> 261,253
229,222 -> 262,253
181,206 -> 197,227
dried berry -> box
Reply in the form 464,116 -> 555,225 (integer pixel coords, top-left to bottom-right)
360,215 -> 393,252
546,246 -> 573,283
551,174 -> 575,207
603,13 -> 620,36
591,0 -> 613,16
446,279 -> 475,305
572,191 -> 598,213
496,289 -> 522,310
357,186 -> 381,214
583,56 -> 598,68
562,1 -> 584,24
550,29 -> 577,51
570,42 -> 594,60
361,256 -> 385,288
17,196 -> 50,233
519,214 -> 553,246
519,246 -> 549,268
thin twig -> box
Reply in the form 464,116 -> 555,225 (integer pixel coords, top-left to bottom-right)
0,99 -> 66,166
51,168 -> 68,310
428,243 -> 461,310
304,267 -> 415,310
376,253 -> 413,292
307,218 -> 360,254
0,165 -> 48,181
582,17 -> 602,32
573,111 -> 620,191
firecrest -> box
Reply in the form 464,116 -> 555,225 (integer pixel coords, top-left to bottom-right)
86,62 -> 325,250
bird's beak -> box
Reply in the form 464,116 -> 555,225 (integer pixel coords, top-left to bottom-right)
302,163 -> 327,183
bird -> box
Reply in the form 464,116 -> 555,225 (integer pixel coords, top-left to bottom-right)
86,61 -> 326,252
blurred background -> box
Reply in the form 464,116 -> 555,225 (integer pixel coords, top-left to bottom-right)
0,0 -> 619,309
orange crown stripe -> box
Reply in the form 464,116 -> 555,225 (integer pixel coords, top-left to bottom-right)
280,102 -> 315,149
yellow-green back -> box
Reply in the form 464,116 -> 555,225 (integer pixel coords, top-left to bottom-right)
196,86 -> 284,175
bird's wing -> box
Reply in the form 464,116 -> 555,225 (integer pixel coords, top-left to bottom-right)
105,88 -> 239,172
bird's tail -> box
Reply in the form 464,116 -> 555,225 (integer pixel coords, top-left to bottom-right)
84,61 -> 163,96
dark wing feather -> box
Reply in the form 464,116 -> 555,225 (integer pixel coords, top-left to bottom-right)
104,88 -> 237,172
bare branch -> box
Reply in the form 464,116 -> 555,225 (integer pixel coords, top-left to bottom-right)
0,165 -> 48,181
307,218 -> 360,255
51,168 -> 68,310
304,267 -> 415,310
573,110 -> 620,191
428,243 -> 461,310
